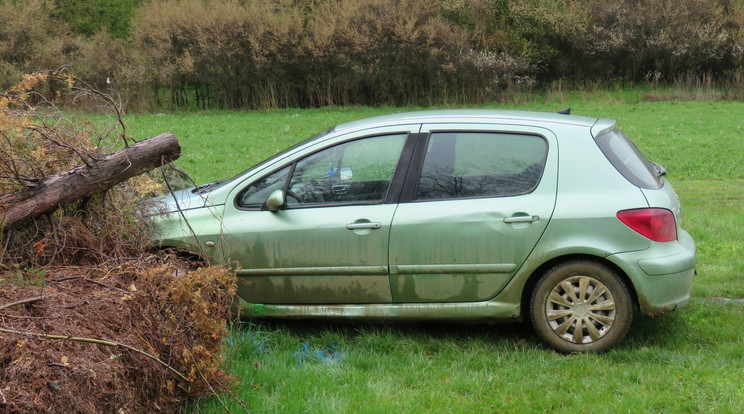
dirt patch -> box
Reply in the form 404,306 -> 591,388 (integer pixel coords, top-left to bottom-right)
0,257 -> 236,413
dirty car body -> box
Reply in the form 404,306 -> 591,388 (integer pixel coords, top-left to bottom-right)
152,110 -> 695,352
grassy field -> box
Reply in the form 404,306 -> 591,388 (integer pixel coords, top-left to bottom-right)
125,94 -> 744,413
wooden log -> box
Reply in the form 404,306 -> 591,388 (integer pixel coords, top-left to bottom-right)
0,132 -> 180,230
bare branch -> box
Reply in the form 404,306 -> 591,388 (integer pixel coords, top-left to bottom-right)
0,325 -> 189,382
161,163 -> 210,265
0,296 -> 44,311
50,276 -> 129,293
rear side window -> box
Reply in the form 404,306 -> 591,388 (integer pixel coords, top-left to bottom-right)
415,132 -> 547,200
595,129 -> 662,189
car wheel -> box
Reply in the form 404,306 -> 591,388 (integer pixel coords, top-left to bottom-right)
530,260 -> 633,353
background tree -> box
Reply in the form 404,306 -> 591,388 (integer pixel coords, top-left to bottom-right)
52,0 -> 143,38
0,0 -> 78,89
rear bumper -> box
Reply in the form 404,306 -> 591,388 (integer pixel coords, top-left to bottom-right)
608,229 -> 696,316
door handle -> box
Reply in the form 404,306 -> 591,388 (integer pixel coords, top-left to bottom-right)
332,185 -> 350,195
503,215 -> 540,224
346,222 -> 381,230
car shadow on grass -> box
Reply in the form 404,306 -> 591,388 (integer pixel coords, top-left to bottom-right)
235,318 -> 540,351
233,305 -> 706,358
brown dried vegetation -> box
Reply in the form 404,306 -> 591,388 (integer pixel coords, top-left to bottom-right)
5,0 -> 744,110
0,73 -> 237,413
0,261 -> 236,413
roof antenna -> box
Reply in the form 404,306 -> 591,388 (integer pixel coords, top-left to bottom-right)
557,108 -> 571,115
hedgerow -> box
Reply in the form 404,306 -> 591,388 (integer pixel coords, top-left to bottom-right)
3,0 -> 743,109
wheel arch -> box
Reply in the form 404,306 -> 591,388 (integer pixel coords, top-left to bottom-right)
151,244 -> 209,265
519,253 -> 639,319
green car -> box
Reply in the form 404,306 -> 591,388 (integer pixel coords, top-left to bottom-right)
151,109 -> 696,353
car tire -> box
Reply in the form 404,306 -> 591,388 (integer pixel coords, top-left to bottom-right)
530,260 -> 633,353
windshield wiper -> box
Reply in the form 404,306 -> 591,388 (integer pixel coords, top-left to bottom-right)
192,180 -> 224,194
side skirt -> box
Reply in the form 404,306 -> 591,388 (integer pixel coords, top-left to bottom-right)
234,297 -> 522,322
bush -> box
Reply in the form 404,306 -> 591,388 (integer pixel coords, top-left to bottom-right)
4,0 -> 744,109
303,0 -> 469,106
51,0 -> 142,38
0,0 -> 79,75
127,0 -> 538,108
584,0 -> 743,80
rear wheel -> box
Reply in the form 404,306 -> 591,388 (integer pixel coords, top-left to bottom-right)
530,260 -> 633,353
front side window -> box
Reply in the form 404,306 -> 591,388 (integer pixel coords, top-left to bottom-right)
287,133 -> 407,206
238,165 -> 291,209
416,132 -> 547,200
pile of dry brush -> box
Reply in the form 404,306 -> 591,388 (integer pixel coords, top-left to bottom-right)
0,71 -> 237,413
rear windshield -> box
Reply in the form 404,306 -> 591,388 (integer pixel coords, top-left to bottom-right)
594,129 -> 662,189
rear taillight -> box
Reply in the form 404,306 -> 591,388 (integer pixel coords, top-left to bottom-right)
617,208 -> 677,242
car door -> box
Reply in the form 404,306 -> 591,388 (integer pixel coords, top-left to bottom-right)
389,124 -> 558,302
222,128 -> 417,304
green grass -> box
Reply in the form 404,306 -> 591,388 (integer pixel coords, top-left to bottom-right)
123,96 -> 744,413
124,108 -> 399,185
125,99 -> 744,185
676,180 -> 744,299
191,304 -> 744,413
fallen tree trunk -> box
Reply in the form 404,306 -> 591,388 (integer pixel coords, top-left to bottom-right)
0,132 -> 180,230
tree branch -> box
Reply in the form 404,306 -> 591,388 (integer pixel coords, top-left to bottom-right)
0,325 -> 188,382
0,132 -> 180,230
0,296 -> 44,311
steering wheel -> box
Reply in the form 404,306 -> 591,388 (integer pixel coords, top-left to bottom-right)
285,188 -> 302,204
288,179 -> 328,204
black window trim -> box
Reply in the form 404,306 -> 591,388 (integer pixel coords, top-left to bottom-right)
384,132 -> 427,204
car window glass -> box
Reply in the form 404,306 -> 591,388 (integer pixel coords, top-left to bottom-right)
416,132 -> 546,200
238,165 -> 291,209
594,129 -> 662,189
288,134 -> 406,206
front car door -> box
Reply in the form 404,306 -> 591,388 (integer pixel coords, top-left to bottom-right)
222,127 -> 417,304
389,124 -> 558,302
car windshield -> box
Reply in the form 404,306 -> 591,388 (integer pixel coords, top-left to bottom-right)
594,128 -> 662,189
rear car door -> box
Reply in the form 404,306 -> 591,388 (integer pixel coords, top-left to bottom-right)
389,124 -> 558,302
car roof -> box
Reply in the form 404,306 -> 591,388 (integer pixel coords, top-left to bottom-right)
333,109 -> 606,133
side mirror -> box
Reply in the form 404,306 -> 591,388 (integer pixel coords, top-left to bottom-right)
339,166 -> 353,181
266,189 -> 286,212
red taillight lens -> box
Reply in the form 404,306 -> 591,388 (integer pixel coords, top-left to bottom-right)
617,208 -> 677,242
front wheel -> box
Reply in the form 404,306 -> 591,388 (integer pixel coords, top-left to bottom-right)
530,260 -> 634,353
